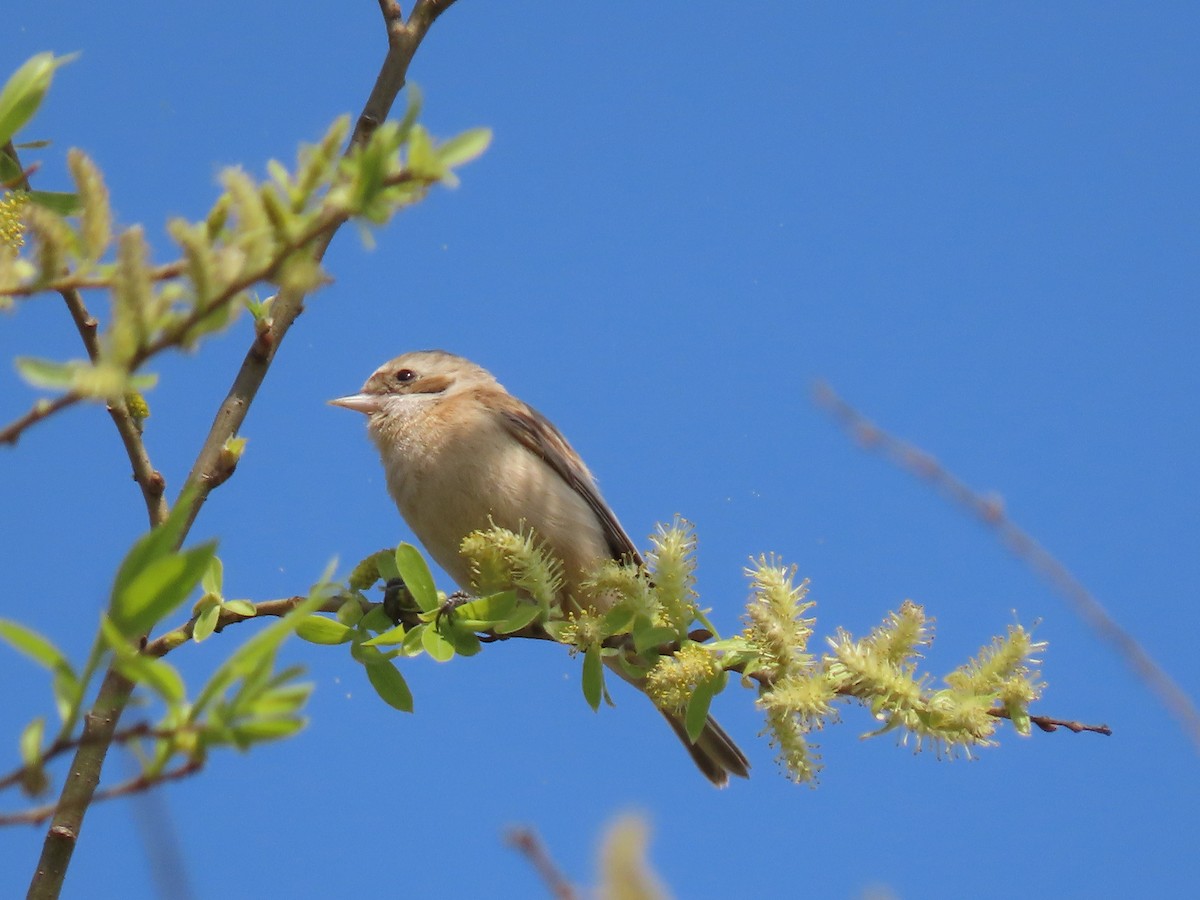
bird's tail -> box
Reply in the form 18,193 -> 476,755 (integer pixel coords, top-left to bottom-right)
660,708 -> 750,788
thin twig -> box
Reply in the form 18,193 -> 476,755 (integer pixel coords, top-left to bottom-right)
506,827 -> 579,900
813,379 -> 1198,749
1,760 -> 202,828
0,394 -> 79,445
27,4 -> 460,896
0,723 -> 182,793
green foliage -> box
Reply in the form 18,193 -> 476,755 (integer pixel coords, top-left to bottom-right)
2,62 -> 490,404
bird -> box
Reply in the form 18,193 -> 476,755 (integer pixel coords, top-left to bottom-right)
330,349 -> 749,786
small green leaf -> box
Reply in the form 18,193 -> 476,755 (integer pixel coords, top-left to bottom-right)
358,605 -> 394,633
295,616 -> 353,645
27,190 -> 80,215
436,128 -> 492,169
449,590 -> 518,624
633,625 -> 678,655
201,556 -> 223,595
111,483 -> 202,610
420,625 -> 455,662
582,645 -> 604,712
684,678 -> 718,744
402,623 -> 426,656
336,598 -> 364,627
365,660 -> 413,712
601,605 -> 638,636
51,669 -> 82,724
193,603 -> 220,642
222,599 -> 256,617
496,599 -> 543,635
394,543 -> 438,612
229,718 -> 306,745
14,356 -> 81,390
110,541 -> 217,639
0,53 -> 75,148
362,623 -> 407,647
0,619 -> 73,674
19,717 -> 44,767
440,624 -> 480,657
113,653 -> 186,707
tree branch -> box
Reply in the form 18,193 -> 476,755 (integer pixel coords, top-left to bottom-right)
1,760 -> 201,828
506,827 -> 579,900
27,5 -> 460,895
812,380 -> 1197,749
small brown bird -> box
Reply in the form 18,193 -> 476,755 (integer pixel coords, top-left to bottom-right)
331,350 -> 749,786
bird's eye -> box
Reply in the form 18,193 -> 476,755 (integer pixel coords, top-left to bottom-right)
394,368 -> 417,383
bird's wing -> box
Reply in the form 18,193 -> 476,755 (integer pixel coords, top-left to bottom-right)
498,402 -> 645,567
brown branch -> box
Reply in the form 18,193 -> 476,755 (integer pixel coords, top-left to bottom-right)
28,5 -> 460,896
986,708 -> 1112,736
813,380 -> 1199,749
0,394 -> 80,445
1,760 -> 201,828
0,723 -> 179,794
506,827 -> 579,900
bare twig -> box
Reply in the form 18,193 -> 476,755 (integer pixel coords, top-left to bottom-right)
0,723 -> 180,794
1,760 -> 201,828
506,827 -> 579,900
813,380 -> 1199,749
0,394 -> 80,445
27,4 -> 460,896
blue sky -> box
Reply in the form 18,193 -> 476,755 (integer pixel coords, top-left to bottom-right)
3,2 -> 1198,897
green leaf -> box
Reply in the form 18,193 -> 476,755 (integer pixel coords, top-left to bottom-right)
19,717 -> 44,767
111,483 -> 202,609
436,128 -> 492,169
420,624 -> 455,662
0,619 -> 73,674
192,603 -> 220,643
222,599 -> 256,617
109,541 -> 217,639
13,356 -> 81,390
27,190 -> 79,215
0,53 -> 75,148
295,615 -> 354,645
112,653 -> 186,707
448,590 -> 518,625
191,592 -> 325,720
18,718 -> 48,796
336,597 -> 364,627
365,660 -> 413,712
633,625 -> 678,655
358,605 -> 394,633
362,623 -> 407,647
684,678 -> 718,744
601,605 -> 638,636
51,669 -> 82,724
582,645 -> 604,712
229,718 -> 306,745
394,543 -> 438,612
440,624 -> 480,658
496,598 -> 543,635
201,556 -> 223,595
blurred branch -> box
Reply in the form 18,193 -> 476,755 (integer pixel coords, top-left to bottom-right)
507,827 -> 579,900
1,760 -> 201,828
28,4 -> 461,896
813,379 -> 1198,749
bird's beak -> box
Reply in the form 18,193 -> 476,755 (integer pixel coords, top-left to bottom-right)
328,393 -> 382,414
